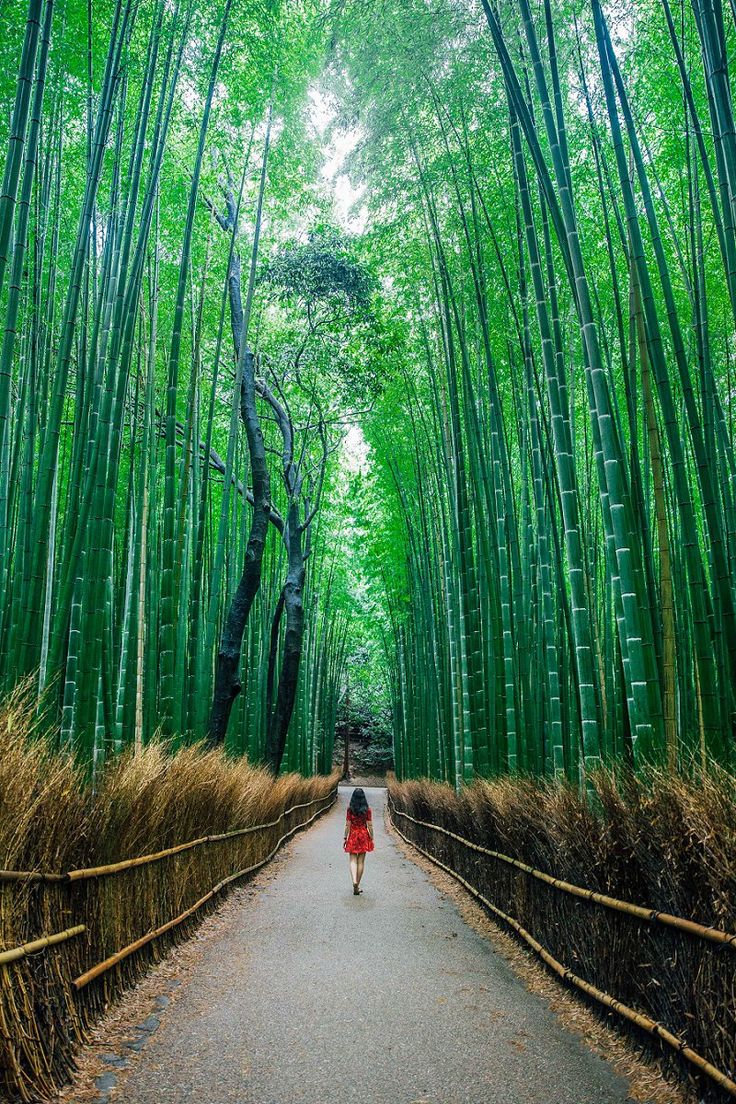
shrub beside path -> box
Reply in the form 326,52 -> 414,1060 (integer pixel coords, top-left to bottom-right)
118,786 -> 631,1104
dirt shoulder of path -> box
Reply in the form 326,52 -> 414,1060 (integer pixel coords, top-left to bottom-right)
384,807 -> 692,1104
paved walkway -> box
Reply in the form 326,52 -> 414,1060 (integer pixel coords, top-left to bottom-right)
121,786 -> 631,1104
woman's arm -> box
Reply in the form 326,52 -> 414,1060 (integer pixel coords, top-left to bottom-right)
367,809 -> 374,841
344,816 -> 350,842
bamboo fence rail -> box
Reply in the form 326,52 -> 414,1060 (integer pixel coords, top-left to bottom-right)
73,792 -> 335,988
0,926 -> 86,967
388,802 -> 736,947
0,793 -> 335,884
388,809 -> 736,1100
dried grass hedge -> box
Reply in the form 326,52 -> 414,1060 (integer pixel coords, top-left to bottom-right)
0,685 -> 339,1101
388,771 -> 736,1103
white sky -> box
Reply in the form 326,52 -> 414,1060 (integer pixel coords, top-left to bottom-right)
307,86 -> 372,478
342,421 -> 371,475
308,85 -> 368,233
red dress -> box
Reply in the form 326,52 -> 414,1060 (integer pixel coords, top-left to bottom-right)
344,808 -> 374,854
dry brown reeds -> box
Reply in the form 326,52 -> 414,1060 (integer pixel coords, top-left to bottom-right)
0,684 -> 339,1102
389,770 -> 736,1103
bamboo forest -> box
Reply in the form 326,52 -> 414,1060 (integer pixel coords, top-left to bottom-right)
2,0 -> 736,783
1,0 -> 736,1101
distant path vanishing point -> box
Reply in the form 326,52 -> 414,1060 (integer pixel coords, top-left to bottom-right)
120,785 -> 631,1104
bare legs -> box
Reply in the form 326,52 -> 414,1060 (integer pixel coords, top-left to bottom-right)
349,852 -> 367,893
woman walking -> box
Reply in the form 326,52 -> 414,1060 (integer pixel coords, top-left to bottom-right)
343,787 -> 374,894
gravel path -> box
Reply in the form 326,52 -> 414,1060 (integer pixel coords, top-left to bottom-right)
120,785 -> 631,1104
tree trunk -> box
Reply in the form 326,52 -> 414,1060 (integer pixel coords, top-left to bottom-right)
207,346 -> 271,745
264,502 -> 305,773
266,585 -> 286,724
207,111 -> 272,747
343,682 -> 351,780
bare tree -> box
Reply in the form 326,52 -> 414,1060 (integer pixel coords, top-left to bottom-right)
206,110 -> 275,746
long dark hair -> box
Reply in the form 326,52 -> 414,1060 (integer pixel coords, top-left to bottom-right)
349,787 -> 369,816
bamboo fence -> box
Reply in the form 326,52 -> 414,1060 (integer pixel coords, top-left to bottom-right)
388,788 -> 736,1103
0,783 -> 337,1102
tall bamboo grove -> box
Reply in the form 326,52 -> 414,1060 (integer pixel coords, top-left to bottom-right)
335,0 -> 736,786
3,0 -> 736,789
0,0 -> 348,775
